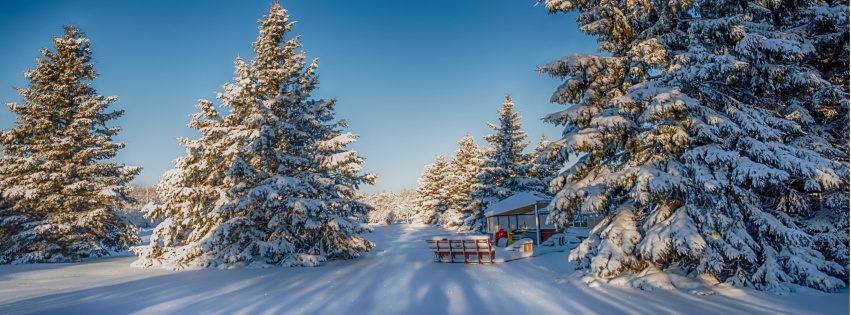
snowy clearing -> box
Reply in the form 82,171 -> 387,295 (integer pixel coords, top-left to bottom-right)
0,224 -> 847,315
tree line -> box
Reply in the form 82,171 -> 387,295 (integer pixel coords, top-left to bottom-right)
409,95 -> 559,232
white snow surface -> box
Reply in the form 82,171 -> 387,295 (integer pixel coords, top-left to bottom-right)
0,224 -> 847,315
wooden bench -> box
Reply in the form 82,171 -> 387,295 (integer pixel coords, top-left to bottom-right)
425,235 -> 494,264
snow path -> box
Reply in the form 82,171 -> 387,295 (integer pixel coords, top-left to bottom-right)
0,224 -> 847,315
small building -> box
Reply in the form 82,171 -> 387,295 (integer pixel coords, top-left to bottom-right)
484,192 -> 557,245
570,210 -> 605,228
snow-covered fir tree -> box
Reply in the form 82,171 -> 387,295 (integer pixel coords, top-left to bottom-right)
538,0 -> 849,293
130,99 -> 234,269
796,0 -> 850,275
413,156 -> 450,225
440,134 -> 485,229
0,26 -> 141,264
463,95 -> 547,232
133,3 -> 375,269
531,134 -> 561,193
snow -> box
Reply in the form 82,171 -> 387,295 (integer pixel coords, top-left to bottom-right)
0,224 -> 846,315
483,192 -> 548,217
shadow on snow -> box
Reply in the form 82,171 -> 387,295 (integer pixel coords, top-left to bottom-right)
0,225 -> 847,315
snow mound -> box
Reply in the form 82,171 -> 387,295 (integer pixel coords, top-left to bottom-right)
576,266 -> 718,296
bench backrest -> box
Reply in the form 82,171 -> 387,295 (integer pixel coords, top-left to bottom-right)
426,237 -> 492,253
426,240 -> 439,250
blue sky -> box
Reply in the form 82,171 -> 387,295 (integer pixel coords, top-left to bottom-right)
0,1 -> 598,193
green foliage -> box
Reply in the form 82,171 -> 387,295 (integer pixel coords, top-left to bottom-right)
0,26 -> 140,264
540,0 -> 849,293
133,3 -> 374,269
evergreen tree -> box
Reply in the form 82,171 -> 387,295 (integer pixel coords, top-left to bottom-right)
797,0 -> 850,276
414,156 -> 450,225
463,95 -> 545,231
361,191 -> 398,225
531,134 -> 561,192
359,190 -> 418,225
0,26 -> 141,264
539,0 -> 848,293
134,3 -> 374,269
130,99 -> 233,269
396,188 -> 419,224
441,134 -> 485,229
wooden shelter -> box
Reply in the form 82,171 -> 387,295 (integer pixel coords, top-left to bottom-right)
484,192 -> 556,245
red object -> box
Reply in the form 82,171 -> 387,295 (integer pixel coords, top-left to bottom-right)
494,228 -> 506,244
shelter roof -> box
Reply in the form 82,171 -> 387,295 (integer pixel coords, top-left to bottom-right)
484,192 -> 551,217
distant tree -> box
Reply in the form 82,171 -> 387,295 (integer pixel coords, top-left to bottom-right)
0,26 -> 141,264
361,191 -> 398,225
530,134 -> 561,193
126,185 -> 156,207
133,3 -> 374,269
463,94 -> 545,232
359,189 -> 418,225
441,134 -> 485,229
396,188 -> 418,224
414,156 -> 450,225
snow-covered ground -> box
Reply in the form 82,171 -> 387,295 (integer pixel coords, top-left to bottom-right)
0,224 -> 847,315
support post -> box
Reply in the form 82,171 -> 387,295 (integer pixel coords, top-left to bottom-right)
535,202 -> 541,245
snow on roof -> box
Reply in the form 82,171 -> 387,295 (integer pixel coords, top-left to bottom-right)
484,192 -> 551,217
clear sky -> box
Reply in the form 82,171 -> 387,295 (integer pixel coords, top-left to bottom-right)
0,1 -> 598,193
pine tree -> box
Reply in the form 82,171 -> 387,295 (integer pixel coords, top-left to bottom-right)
539,0 -> 848,293
134,3 -> 374,269
414,156 -> 450,225
441,134 -> 485,229
531,134 -> 561,192
797,0 -> 851,276
0,26 -> 141,264
463,95 -> 544,232
130,99 -> 233,269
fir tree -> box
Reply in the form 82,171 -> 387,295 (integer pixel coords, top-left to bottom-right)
797,0 -> 851,275
0,26 -> 141,264
130,99 -> 233,269
414,156 -> 450,225
134,3 -> 374,269
531,134 -> 561,192
441,134 -> 485,229
539,0 -> 848,293
463,94 -> 545,232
